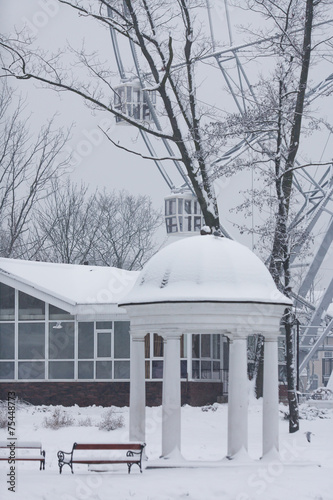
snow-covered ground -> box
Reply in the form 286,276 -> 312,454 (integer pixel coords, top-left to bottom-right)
1,397 -> 332,500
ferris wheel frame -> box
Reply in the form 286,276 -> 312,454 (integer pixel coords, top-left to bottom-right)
106,0 -> 333,378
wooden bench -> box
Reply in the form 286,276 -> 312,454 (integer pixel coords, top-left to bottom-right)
0,441 -> 45,470
57,442 -> 145,474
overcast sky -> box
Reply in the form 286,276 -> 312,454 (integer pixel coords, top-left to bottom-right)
1,1 -> 333,261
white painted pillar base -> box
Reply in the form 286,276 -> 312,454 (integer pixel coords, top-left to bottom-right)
129,334 -> 146,444
227,334 -> 249,459
161,333 -> 182,459
262,336 -> 279,457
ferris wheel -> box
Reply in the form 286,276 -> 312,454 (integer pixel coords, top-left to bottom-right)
106,1 -> 333,380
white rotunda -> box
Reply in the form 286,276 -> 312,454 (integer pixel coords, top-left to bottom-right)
120,234 -> 292,462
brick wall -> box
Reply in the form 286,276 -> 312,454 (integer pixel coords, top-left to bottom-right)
0,381 -> 223,407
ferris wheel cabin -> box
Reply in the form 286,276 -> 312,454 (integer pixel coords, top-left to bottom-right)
164,192 -> 204,236
114,81 -> 156,123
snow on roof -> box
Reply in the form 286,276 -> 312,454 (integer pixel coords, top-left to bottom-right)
121,235 -> 292,306
0,258 -> 138,307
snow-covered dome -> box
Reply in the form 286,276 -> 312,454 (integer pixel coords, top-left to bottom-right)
120,235 -> 291,306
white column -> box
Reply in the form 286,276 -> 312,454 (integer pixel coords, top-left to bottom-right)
227,333 -> 249,459
161,333 -> 182,459
262,335 -> 279,458
129,333 -> 146,443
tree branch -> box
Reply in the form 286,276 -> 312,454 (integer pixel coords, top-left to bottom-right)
98,126 -> 182,162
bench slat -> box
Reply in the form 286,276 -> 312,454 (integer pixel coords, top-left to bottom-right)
73,459 -> 140,464
0,457 -> 44,461
74,443 -> 143,451
0,442 -> 42,449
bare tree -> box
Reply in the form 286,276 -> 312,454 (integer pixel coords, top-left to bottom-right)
31,179 -> 99,264
0,0 -> 223,230
91,190 -> 163,270
31,182 -> 162,269
0,81 -> 70,258
215,0 -> 333,432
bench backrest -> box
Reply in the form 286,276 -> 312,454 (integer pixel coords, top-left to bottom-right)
74,443 -> 144,451
0,442 -> 42,450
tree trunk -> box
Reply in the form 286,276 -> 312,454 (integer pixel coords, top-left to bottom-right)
253,335 -> 264,399
284,309 -> 299,433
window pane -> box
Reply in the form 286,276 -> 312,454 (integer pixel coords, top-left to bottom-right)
18,361 -> 45,379
145,334 -> 150,358
184,200 -> 191,214
178,198 -> 183,214
201,360 -> 212,379
194,216 -> 202,232
143,103 -> 150,119
145,360 -> 150,378
49,304 -> 73,320
181,360 -> 187,379
0,361 -> 14,379
154,334 -> 164,357
49,361 -> 74,379
152,360 -> 163,378
96,321 -> 112,330
192,334 -> 200,358
165,199 -> 176,215
213,334 -> 220,359
114,360 -> 130,379
96,361 -> 112,379
78,361 -> 94,379
278,337 -> 286,363
278,365 -> 287,384
49,322 -> 74,359
192,360 -> 199,379
213,361 -> 220,379
97,332 -> 111,357
0,283 -> 15,320
166,216 -> 178,233
201,335 -> 211,358
0,323 -> 14,359
222,337 -> 229,369
18,323 -> 45,359
185,216 -> 191,231
114,322 -> 130,358
133,104 -> 140,119
180,334 -> 187,358
78,322 -> 94,359
193,201 -> 202,215
19,292 -> 45,320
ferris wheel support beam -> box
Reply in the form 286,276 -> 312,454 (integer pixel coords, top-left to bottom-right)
138,130 -> 175,191
289,167 -> 333,232
106,6 -> 126,80
297,217 -> 333,299
202,20 -> 333,65
299,301 -> 333,374
289,185 -> 333,261
299,277 -> 333,346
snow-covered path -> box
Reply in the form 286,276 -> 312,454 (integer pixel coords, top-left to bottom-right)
1,401 -> 332,500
